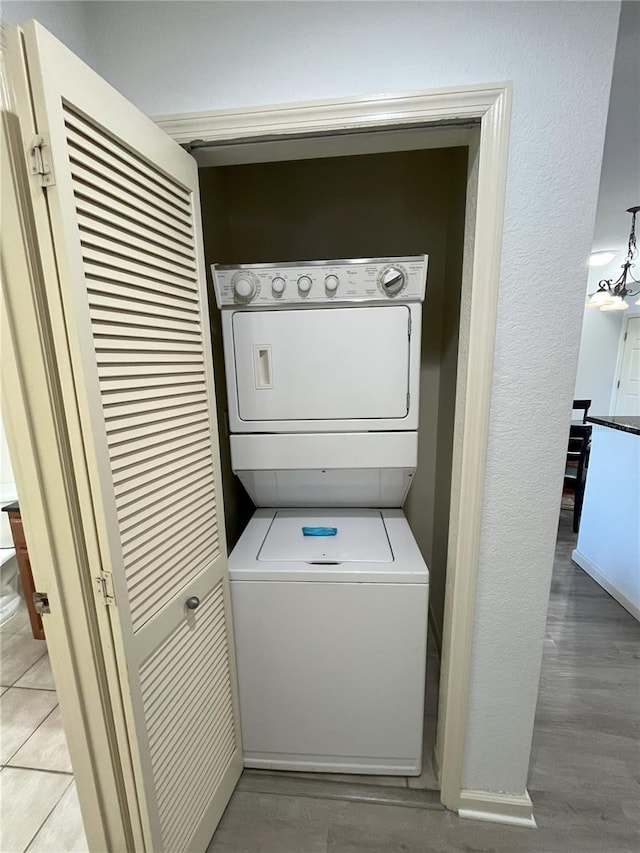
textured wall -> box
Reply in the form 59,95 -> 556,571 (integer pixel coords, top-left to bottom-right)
5,0 -> 620,798
1,1 -> 91,60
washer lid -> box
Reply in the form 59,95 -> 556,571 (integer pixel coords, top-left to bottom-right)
258,510 -> 393,563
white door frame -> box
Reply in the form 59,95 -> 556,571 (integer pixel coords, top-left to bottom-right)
611,313 -> 640,415
154,82 -> 512,811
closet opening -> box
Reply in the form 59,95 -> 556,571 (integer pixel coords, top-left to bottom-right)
197,129 -> 475,796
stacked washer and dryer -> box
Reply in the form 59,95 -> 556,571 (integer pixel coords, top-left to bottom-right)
212,256 -> 430,776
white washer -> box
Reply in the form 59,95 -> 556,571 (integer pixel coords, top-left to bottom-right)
229,508 -> 429,775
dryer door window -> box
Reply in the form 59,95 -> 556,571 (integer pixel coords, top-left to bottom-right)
232,306 -> 410,422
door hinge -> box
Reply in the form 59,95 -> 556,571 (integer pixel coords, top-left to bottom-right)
33,591 -> 51,615
617,380 -> 621,388
408,314 -> 412,338
96,572 -> 116,606
624,332 -> 628,341
407,392 -> 411,412
28,134 -> 56,187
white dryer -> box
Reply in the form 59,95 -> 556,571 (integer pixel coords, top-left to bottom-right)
212,256 -> 430,775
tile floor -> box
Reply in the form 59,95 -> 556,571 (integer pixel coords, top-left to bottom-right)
0,607 -> 87,852
207,509 -> 640,852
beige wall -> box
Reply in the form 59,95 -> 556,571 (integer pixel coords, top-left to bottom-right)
199,148 -> 467,624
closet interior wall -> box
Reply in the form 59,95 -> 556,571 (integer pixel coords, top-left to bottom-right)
199,146 -> 468,645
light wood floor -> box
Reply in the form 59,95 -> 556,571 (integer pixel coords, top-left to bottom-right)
208,509 -> 640,852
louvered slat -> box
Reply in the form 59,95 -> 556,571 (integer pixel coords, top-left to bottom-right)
85,271 -> 199,305
117,471 -> 215,529
82,245 -> 198,294
145,613 -> 226,727
108,413 -> 210,454
106,403 -> 210,440
64,106 -> 190,208
70,166 -> 189,238
111,437 -> 211,488
129,533 -> 219,630
139,583 -> 235,852
103,389 -> 207,420
81,232 -> 197,279
111,434 -> 211,481
64,101 -> 220,635
102,380 -> 206,407
155,678 -> 232,801
122,501 -> 216,564
74,192 -> 195,252
162,711 -> 234,850
65,119 -> 192,219
107,409 -> 207,442
73,180 -> 191,249
78,210 -> 196,269
113,445 -> 212,503
120,489 -> 215,551
88,284 -> 201,317
90,308 -> 201,334
115,465 -> 211,524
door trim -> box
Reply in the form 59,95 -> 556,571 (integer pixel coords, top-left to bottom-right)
611,314 -> 640,415
155,82 -> 512,811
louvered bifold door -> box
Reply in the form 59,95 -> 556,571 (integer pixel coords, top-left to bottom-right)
16,22 -> 242,851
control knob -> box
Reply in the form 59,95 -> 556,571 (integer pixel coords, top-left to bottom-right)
298,275 -> 312,295
324,274 -> 339,294
380,266 -> 406,296
272,276 -> 286,295
234,275 -> 257,300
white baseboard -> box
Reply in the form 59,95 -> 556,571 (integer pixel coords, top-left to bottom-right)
572,550 -> 640,622
458,789 -> 536,828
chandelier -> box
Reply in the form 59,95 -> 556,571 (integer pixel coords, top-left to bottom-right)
586,205 -> 640,311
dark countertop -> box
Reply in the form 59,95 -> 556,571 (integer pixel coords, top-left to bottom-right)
586,415 -> 640,436
1,501 -> 19,513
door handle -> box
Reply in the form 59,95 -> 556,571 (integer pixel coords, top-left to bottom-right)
253,345 -> 273,389
302,527 -> 338,537
186,596 -> 200,610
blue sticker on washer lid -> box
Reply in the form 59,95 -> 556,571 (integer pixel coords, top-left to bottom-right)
302,527 -> 338,537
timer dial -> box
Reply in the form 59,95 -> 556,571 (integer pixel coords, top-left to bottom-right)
298,275 -> 312,295
232,271 -> 259,301
379,265 -> 407,297
324,274 -> 339,294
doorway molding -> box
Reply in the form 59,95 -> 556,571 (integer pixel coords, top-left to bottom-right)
155,82 -> 513,812
611,313 -> 640,415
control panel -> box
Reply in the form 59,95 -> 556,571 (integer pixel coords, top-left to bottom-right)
212,256 -> 428,307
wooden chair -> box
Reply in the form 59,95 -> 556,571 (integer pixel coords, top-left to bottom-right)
564,423 -> 591,533
572,398 -> 591,423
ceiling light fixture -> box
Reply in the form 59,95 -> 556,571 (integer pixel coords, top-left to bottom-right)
588,250 -> 616,267
586,206 -> 640,310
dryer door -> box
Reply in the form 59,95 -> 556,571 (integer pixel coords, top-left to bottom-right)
230,305 -> 411,427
